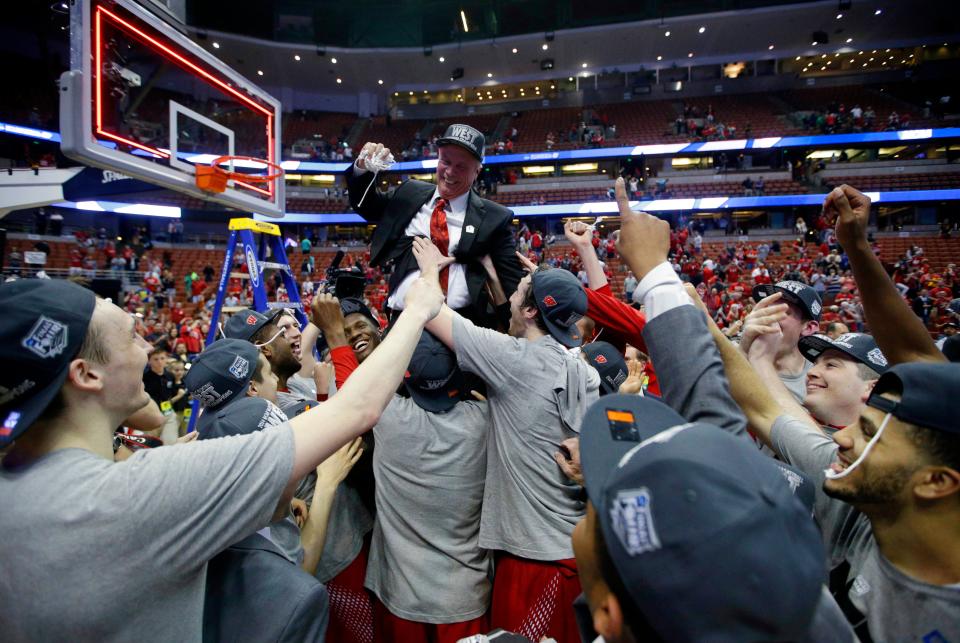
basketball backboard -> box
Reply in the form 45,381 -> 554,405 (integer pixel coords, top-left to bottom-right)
60,0 -> 285,217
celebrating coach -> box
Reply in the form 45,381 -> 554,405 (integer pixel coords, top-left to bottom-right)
347,124 -> 524,326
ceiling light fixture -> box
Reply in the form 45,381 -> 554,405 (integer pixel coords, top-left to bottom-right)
768,45 -> 775,50
698,26 -> 705,33
657,55 -> 663,61
487,72 -> 493,77
688,52 -> 694,58
439,56 -> 445,62
836,13 -> 843,19
846,38 -> 853,43
581,62 -> 588,68
460,10 -> 469,33
512,47 -> 518,54
212,42 -> 220,49
378,79 -> 383,85
331,57 -> 337,64
542,43 -> 549,51
874,8 -> 882,15
294,54 -> 301,61
665,30 -> 671,37
257,70 -> 263,76
337,78 -> 343,84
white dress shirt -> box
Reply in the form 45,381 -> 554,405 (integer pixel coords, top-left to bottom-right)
632,261 -> 694,320
387,188 -> 471,310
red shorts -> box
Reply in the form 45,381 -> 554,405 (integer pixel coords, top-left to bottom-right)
490,552 -> 582,643
372,597 -> 488,643
325,537 -> 374,643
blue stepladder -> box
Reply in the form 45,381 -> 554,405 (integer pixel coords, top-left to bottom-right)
185,217 -> 307,434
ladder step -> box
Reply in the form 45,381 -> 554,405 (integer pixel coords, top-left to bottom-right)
265,302 -> 303,310
259,261 -> 290,271
229,272 -> 251,279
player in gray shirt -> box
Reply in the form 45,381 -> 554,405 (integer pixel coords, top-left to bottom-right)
366,331 -> 492,638
713,320 -> 960,641
412,237 -> 598,642
0,273 -> 443,641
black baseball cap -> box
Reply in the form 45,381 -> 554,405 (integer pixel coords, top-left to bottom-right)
183,339 -> 259,410
581,342 -> 628,395
579,394 -> 825,642
0,279 -> 97,445
867,362 -> 960,435
942,335 -> 960,363
531,269 -> 588,348
404,331 -> 465,413
798,333 -> 889,374
340,297 -> 380,329
436,123 -> 485,162
753,280 -> 823,321
196,395 -> 288,440
223,307 -> 285,342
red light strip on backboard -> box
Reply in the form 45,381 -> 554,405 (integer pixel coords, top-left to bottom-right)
93,3 -> 277,200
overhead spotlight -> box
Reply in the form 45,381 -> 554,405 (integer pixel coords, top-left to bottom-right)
542,43 -> 549,51
487,72 -> 493,78
257,70 -> 263,76
846,38 -> 853,43
795,56 -> 801,60
294,54 -> 301,61
664,30 -> 671,37
337,78 -> 343,84
550,84 -> 555,89
512,48 -> 518,54
698,26 -> 705,33
657,55 -> 663,61
212,42 -> 220,49
836,13 -> 843,19
409,91 -> 413,95
568,76 -> 574,81
423,90 -> 428,94
378,79 -> 383,85
874,8 -> 882,15
331,57 -> 337,64
581,62 -> 588,68
439,56 -> 445,62
768,45 -> 775,50
688,52 -> 694,58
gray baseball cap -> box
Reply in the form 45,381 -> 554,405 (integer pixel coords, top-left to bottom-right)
436,123 -> 485,162
799,332 -> 888,374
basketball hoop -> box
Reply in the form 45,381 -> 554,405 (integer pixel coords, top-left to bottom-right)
195,155 -> 284,194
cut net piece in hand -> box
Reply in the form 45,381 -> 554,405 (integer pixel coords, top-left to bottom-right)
356,148 -> 396,207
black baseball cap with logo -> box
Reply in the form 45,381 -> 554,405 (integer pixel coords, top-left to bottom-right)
0,279 -> 97,445
404,331 -> 465,413
581,341 -> 628,395
867,362 -> 960,435
798,332 -> 889,374
531,269 -> 588,348
223,307 -> 285,342
183,338 -> 260,410
436,124 -> 485,162
752,280 -> 823,321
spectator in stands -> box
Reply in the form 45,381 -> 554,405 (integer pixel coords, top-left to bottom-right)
623,271 -> 637,302
142,348 -> 186,445
755,176 -> 765,196
742,176 -> 755,196
348,125 -> 525,328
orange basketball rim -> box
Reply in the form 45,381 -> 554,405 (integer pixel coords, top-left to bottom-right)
195,155 -> 284,194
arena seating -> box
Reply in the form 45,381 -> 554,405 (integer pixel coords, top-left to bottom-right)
824,172 -> 960,191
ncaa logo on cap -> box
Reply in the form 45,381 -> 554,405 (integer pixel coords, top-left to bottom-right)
21,316 -> 68,359
866,348 -> 888,368
229,355 -> 250,380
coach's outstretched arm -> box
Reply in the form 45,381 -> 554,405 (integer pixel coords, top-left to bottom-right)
346,142 -> 392,221
286,265 -> 443,483
825,184 -> 946,365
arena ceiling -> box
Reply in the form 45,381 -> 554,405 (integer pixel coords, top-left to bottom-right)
186,0 -> 955,94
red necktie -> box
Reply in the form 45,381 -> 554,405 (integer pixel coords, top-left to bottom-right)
430,197 -> 450,294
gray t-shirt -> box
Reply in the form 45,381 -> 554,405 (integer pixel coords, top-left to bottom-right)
771,414 -> 960,642
366,396 -> 491,623
452,316 -> 600,560
0,424 -> 295,642
781,358 -> 814,403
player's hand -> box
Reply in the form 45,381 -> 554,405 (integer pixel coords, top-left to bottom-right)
316,437 -> 364,488
554,437 -> 584,485
310,293 -> 345,335
618,360 -> 645,395
563,220 -> 593,249
312,361 -> 335,397
823,184 -> 871,251
739,292 -> 787,357
176,431 -> 199,445
614,177 -> 670,280
412,236 -> 455,273
515,251 -> 538,273
746,317 -> 783,366
290,498 -> 309,529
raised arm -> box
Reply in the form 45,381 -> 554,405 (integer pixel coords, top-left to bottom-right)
564,220 -> 608,290
287,264 -> 443,484
412,236 -> 460,349
825,184 -> 946,364
346,142 -> 391,222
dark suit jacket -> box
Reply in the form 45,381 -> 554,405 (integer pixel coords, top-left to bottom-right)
203,533 -> 329,642
347,169 -> 524,322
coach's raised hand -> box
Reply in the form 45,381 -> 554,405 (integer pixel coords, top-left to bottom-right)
613,177 -> 670,280
356,142 -> 392,171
